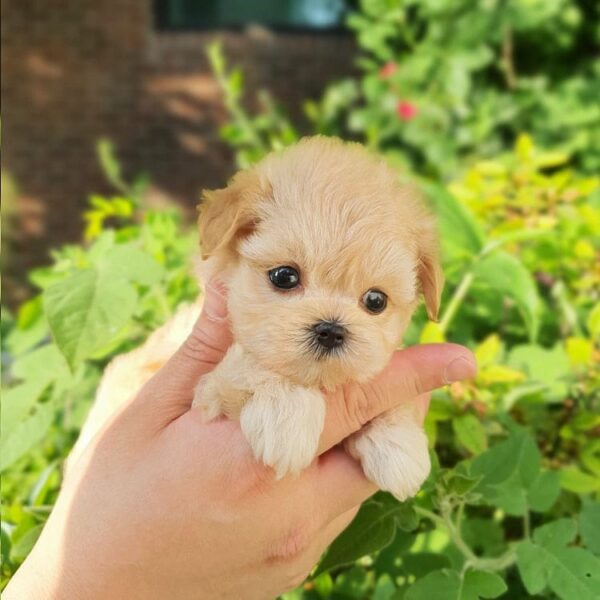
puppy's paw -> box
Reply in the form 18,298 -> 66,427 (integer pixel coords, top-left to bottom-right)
192,374 -> 222,423
346,409 -> 430,501
240,385 -> 325,479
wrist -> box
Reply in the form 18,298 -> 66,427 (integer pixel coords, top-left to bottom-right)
4,516 -> 93,600
4,549 -> 58,600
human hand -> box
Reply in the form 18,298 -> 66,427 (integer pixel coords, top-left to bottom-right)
5,280 -> 476,600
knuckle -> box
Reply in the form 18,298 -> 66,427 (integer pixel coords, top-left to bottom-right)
246,459 -> 277,495
180,327 -> 224,367
228,452 -> 277,502
402,370 -> 424,398
340,383 -> 381,431
266,523 -> 312,565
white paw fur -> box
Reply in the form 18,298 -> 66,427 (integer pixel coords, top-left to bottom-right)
345,404 -> 430,501
240,383 -> 325,479
191,344 -> 252,421
192,375 -> 223,423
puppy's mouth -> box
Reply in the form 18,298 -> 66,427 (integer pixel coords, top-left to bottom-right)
302,320 -> 351,361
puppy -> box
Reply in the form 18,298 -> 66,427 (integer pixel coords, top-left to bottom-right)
192,136 -> 442,500
69,137 -> 441,498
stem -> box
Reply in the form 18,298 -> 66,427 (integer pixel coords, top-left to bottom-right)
523,510 -> 531,539
414,506 -> 446,527
500,26 -> 517,90
156,288 -> 172,322
456,502 -> 466,532
415,504 -> 517,573
438,271 -> 475,334
213,65 -> 267,155
442,504 -> 478,563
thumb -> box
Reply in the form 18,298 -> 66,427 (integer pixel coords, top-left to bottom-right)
318,343 -> 477,454
134,279 -> 232,423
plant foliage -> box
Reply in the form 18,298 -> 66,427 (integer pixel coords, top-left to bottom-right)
2,2 -> 600,597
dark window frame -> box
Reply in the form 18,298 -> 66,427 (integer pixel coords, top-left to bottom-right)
153,0 -> 349,34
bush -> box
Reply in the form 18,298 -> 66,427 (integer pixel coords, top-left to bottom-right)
215,0 -> 600,177
2,135 -> 598,597
206,33 -> 600,596
0,142 -> 199,587
2,3 -> 600,597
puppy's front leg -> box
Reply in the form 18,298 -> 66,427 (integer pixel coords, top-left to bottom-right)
192,344 -> 252,421
345,403 -> 430,501
240,381 -> 325,479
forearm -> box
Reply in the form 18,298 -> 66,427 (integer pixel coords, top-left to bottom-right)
4,549 -> 57,600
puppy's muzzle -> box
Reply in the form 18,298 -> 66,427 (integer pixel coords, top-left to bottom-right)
313,320 -> 346,350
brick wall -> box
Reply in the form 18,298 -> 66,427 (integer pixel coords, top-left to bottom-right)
1,0 -> 355,304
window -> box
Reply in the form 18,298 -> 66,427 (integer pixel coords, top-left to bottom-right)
155,0 -> 349,31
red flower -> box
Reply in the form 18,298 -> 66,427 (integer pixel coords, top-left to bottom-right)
379,62 -> 397,79
396,101 -> 418,121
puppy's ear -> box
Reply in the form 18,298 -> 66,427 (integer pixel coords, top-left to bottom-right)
198,170 -> 266,260
417,220 -> 444,322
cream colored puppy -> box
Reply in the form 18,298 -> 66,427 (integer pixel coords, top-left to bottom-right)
71,137 -> 441,498
192,137 -> 442,500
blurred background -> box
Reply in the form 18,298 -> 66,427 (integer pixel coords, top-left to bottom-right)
4,0 -> 598,307
2,1 -> 599,597
2,0 -> 356,305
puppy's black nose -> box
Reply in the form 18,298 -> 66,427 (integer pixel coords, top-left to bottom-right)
313,321 -> 346,350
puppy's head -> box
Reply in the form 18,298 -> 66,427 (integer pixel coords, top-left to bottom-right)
199,137 -> 442,389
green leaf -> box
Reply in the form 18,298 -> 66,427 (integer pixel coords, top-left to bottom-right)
333,565 -> 370,598
44,268 -> 137,370
29,461 -> 60,506
11,344 -> 69,385
516,519 -> 600,599
461,519 -> 505,558
580,501 -> 600,555
1,524 -> 12,568
560,467 -> 600,494
2,345 -> 71,437
587,302 -> 600,341
473,251 -> 541,340
508,343 -> 570,400
405,569 -> 507,600
420,182 -> 485,262
316,494 -> 416,575
311,571 -> 333,598
6,296 -> 50,356
453,414 -> 487,454
469,430 -> 542,515
374,529 -> 417,578
98,244 -> 164,286
1,381 -> 49,438
527,470 -> 561,512
534,518 -> 577,547
0,402 -> 55,472
9,524 -> 44,563
96,139 -> 128,194
373,573 -> 395,600
401,553 -> 452,579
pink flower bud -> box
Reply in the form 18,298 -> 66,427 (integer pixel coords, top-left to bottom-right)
396,101 -> 418,121
379,62 -> 397,79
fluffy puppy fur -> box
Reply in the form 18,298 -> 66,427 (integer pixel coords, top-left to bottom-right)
193,137 -> 442,499
71,137 -> 441,500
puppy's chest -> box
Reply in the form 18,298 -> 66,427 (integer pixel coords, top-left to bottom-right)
215,343 -> 285,417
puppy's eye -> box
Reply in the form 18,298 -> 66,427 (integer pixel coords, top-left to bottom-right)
362,289 -> 387,314
268,266 -> 300,290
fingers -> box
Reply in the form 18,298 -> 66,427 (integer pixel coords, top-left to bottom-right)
315,447 -> 377,518
413,392 -> 432,425
316,505 -> 360,548
133,280 -> 233,424
317,344 -> 476,454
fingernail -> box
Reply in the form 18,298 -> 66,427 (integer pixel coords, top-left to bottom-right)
444,355 -> 476,383
203,279 -> 228,321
